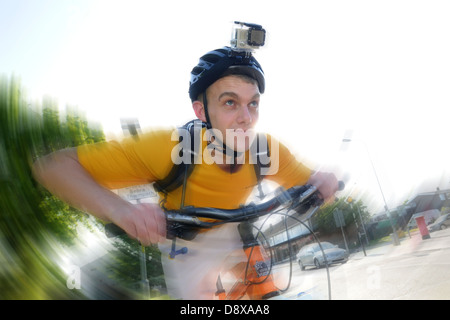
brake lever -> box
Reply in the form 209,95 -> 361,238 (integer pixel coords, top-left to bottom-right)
290,193 -> 322,215
291,180 -> 344,217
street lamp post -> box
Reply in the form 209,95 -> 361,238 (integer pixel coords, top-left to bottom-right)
342,138 -> 400,246
121,119 -> 152,299
346,196 -> 367,256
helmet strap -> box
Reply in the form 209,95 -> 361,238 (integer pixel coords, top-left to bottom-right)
202,91 -> 212,129
202,91 -> 242,162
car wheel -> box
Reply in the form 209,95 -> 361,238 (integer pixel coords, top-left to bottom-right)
299,260 -> 305,271
440,224 -> 447,230
314,258 -> 321,269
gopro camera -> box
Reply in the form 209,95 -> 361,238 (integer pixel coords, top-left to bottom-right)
230,21 -> 266,51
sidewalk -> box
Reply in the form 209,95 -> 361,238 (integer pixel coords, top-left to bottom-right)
351,228 -> 450,260
335,228 -> 450,299
272,228 -> 450,299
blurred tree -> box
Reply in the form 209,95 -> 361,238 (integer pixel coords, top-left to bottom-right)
33,99 -> 105,246
108,236 -> 166,296
0,74 -> 85,298
0,74 -> 167,299
313,197 -> 370,237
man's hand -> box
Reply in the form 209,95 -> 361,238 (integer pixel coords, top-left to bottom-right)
307,171 -> 340,202
109,202 -> 167,246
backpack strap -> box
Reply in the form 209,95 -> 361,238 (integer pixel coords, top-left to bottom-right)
254,133 -> 271,199
153,120 -> 204,198
154,122 -> 271,201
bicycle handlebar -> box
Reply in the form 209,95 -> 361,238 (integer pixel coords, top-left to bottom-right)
167,185 -> 319,225
105,181 -> 344,241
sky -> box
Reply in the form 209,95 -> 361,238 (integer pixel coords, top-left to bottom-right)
1,0 -> 450,213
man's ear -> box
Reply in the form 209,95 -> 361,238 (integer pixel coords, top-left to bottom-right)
192,100 -> 207,122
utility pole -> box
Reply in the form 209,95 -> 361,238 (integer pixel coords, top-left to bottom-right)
342,138 -> 400,246
347,197 -> 366,256
120,118 -> 151,299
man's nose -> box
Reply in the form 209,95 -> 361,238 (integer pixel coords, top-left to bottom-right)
237,105 -> 253,124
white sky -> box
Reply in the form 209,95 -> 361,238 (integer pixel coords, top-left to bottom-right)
1,0 -> 450,213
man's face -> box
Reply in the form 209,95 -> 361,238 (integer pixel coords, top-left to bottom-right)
195,75 -> 260,152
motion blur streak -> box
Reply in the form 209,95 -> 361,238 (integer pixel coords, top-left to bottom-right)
0,74 -> 99,299
0,74 -> 86,298
0,74 -> 166,299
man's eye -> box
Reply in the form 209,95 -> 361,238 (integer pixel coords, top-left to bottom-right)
249,101 -> 259,108
225,100 -> 235,106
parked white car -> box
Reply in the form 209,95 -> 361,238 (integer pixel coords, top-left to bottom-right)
407,209 -> 441,229
428,213 -> 450,232
297,242 -> 349,271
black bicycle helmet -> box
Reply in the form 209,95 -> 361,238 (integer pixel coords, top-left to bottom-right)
189,47 -> 265,102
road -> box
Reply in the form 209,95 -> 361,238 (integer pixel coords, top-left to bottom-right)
272,228 -> 450,300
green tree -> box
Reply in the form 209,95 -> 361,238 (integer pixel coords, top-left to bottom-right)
1,74 -> 165,299
0,75 -> 85,298
107,236 -> 166,297
0,74 -> 108,298
313,197 -> 370,236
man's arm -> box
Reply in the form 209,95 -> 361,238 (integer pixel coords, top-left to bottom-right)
32,148 -> 166,245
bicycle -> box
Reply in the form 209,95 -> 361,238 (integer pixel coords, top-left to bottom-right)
106,181 -> 344,300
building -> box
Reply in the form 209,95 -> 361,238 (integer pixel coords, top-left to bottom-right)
366,188 -> 450,239
405,188 -> 450,217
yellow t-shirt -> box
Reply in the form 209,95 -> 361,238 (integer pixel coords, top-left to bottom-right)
77,127 -> 311,210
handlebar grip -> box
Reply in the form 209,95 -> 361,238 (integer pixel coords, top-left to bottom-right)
105,223 -> 126,238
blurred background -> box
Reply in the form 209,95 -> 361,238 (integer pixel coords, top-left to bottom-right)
0,75 -> 165,299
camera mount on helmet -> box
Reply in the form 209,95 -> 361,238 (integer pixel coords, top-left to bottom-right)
230,21 -> 266,52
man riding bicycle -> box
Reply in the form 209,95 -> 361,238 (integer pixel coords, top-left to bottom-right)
33,38 -> 339,299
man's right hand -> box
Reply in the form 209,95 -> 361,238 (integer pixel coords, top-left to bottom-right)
109,202 -> 167,246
